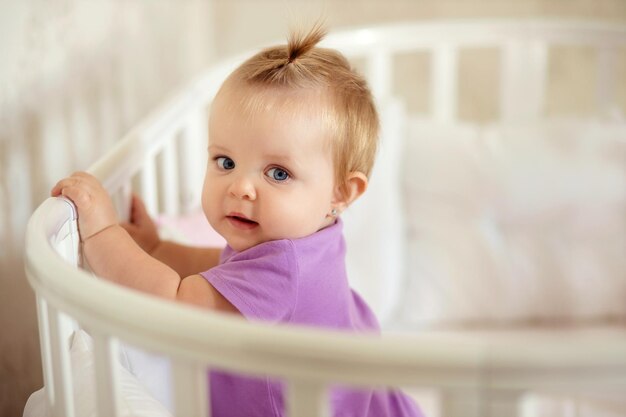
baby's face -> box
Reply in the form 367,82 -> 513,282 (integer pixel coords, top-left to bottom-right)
202,86 -> 338,252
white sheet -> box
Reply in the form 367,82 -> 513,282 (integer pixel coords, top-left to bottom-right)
23,330 -> 172,417
399,119 -> 626,327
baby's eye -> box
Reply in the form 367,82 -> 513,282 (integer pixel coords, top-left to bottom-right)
216,157 -> 235,170
266,167 -> 290,182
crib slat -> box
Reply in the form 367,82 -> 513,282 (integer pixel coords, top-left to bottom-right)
499,40 -> 520,122
178,109 -> 208,214
177,124 -> 196,214
112,181 -> 133,223
527,41 -> 548,120
367,50 -> 393,98
160,138 -> 180,215
172,360 -> 209,417
47,306 -> 75,417
36,297 -> 55,411
500,40 -> 547,122
140,155 -> 159,216
92,333 -> 122,417
596,45 -> 618,116
287,380 -> 329,417
431,43 -> 458,123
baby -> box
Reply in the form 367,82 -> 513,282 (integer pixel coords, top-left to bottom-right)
52,25 -> 422,417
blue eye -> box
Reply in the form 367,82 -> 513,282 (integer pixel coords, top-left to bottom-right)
216,157 -> 235,170
266,167 -> 290,182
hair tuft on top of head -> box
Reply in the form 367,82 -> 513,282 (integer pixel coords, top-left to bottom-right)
286,23 -> 327,63
236,23 -> 329,85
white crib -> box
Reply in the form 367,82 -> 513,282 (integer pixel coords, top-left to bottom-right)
25,20 -> 626,417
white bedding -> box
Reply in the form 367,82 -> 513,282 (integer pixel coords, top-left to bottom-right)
23,330 -> 172,417
397,119 -> 626,327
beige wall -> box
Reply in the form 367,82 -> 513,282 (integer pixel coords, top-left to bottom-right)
0,2 -> 213,415
212,0 -> 626,56
1,0 -> 624,415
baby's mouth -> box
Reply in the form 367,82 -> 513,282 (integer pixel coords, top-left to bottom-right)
227,214 -> 259,230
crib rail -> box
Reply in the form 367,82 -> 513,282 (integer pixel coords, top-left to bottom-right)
26,19 -> 626,417
325,19 -> 626,122
24,198 -> 626,416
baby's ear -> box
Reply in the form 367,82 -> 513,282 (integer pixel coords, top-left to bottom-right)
332,172 -> 368,212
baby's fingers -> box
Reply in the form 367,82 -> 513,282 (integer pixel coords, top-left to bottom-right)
70,171 -> 101,187
58,182 -> 93,208
51,173 -> 101,209
51,172 -> 94,195
51,176 -> 75,196
130,194 -> 150,224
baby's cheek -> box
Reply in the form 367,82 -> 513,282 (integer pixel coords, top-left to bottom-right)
203,200 -> 220,231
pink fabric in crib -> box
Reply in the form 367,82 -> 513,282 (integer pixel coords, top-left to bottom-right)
157,209 -> 225,247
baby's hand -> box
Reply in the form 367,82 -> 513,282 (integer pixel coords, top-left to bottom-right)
51,172 -> 118,241
120,194 -> 161,254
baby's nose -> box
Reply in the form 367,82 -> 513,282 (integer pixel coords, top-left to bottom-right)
228,176 -> 257,200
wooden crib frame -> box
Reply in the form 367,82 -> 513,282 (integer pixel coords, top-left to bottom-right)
25,20 -> 626,417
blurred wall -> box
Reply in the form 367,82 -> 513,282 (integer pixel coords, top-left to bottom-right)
212,0 -> 626,57
0,0 -> 624,415
0,2 -> 213,415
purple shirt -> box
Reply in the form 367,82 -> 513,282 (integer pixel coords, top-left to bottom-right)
201,219 -> 423,417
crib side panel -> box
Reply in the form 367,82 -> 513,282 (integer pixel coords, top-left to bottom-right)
30,198 -> 82,417
333,21 -> 626,124
26,20 -> 626,417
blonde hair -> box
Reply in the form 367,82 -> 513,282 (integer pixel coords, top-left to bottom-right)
218,24 -> 379,196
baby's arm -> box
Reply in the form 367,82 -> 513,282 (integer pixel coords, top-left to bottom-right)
50,172 -> 237,313
121,194 -> 222,277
